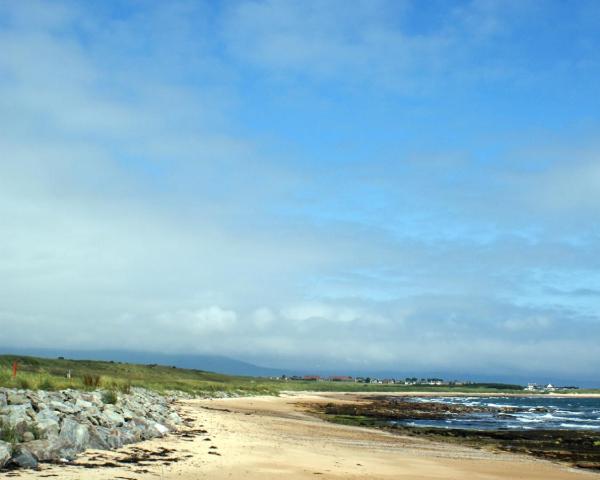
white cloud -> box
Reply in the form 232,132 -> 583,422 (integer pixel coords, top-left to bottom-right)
0,0 -> 599,380
251,307 -> 276,330
501,316 -> 552,332
221,0 -> 536,91
186,306 -> 237,333
535,159 -> 600,213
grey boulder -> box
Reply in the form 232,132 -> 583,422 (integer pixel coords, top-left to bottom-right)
6,393 -> 28,405
59,418 -> 89,452
18,438 -> 65,462
10,448 -> 38,469
101,407 -> 125,427
0,441 -> 12,468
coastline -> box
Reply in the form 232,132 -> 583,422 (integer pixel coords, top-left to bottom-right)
12,392 -> 597,479
286,390 -> 600,399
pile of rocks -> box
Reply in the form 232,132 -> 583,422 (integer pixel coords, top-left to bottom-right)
0,387 -> 182,469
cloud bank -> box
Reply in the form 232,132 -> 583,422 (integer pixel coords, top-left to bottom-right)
1,0 -> 599,381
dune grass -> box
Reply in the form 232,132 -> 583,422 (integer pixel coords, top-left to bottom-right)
0,354 -> 280,396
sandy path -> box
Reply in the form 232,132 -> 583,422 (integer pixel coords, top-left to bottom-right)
14,392 -> 598,480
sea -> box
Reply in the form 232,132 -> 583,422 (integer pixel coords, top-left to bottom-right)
398,396 -> 600,431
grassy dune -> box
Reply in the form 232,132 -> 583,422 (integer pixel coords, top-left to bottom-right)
0,354 -> 280,396
0,354 -> 562,396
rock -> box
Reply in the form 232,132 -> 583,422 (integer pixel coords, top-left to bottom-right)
167,411 -> 182,425
87,427 -> 112,450
120,407 -> 134,420
3,404 -> 34,427
129,417 -> 158,440
154,423 -> 169,436
0,441 -> 12,468
7,393 -> 29,405
11,449 -> 38,469
18,439 -> 65,462
36,408 -> 60,423
100,408 -> 125,426
59,418 -> 89,452
1,386 -> 181,469
35,414 -> 61,439
50,400 -> 79,415
82,392 -> 103,406
28,392 -> 48,412
75,398 -> 93,410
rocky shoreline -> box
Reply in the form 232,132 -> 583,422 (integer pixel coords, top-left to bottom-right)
311,396 -> 600,471
0,387 -> 184,470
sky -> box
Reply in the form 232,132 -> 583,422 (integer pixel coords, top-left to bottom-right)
1,0 -> 599,383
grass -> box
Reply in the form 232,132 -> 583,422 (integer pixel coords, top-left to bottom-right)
278,381 -> 527,394
101,390 -> 118,405
82,374 -> 102,388
0,354 -> 281,396
0,418 -> 19,444
0,417 -> 42,444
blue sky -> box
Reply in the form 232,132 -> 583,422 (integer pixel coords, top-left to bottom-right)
1,0 -> 599,382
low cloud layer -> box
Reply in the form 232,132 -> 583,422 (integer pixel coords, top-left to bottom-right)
1,0 -> 599,381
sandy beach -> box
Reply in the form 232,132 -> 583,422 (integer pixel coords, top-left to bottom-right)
12,392 -> 598,480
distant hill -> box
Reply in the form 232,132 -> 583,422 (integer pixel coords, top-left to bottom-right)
2,347 -> 595,388
0,347 -> 285,377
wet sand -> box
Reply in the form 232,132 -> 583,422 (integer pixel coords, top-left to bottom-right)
13,392 -> 598,480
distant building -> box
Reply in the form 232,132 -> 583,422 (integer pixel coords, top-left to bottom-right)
330,376 -> 353,382
303,375 -> 321,381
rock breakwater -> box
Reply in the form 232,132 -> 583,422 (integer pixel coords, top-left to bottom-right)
0,387 -> 182,470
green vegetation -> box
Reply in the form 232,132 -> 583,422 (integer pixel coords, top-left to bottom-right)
557,389 -> 599,394
0,354 -> 281,396
101,389 -> 118,405
279,381 -> 526,394
0,417 -> 41,444
1,354 -> 594,397
0,418 -> 19,444
82,374 -> 102,388
327,414 -> 382,427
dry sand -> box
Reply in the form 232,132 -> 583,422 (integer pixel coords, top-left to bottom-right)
13,392 -> 599,480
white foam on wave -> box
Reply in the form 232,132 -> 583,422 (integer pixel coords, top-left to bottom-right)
515,416 -> 543,423
559,423 -> 597,429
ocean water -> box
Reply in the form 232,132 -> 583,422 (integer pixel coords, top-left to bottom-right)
396,396 -> 600,431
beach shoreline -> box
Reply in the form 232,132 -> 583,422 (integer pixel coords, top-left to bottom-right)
283,390 -> 600,398
11,391 -> 598,479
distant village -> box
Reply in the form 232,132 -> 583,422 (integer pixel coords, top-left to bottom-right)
525,383 -> 579,392
267,375 -> 580,390
270,375 -> 466,386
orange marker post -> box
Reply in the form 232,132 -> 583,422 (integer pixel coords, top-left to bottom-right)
12,360 -> 18,378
